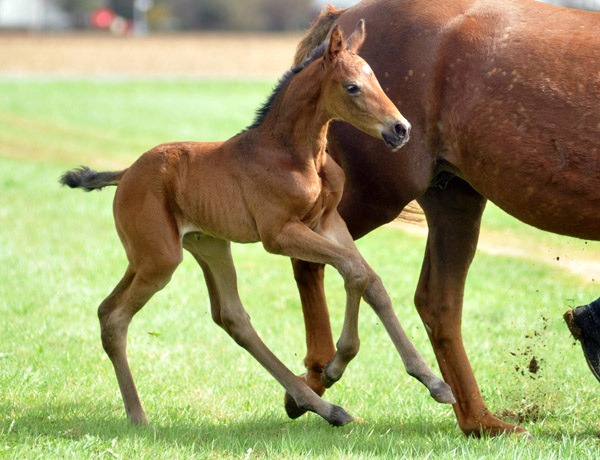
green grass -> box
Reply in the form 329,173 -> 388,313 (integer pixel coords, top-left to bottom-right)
2,79 -> 600,459
0,79 -> 272,166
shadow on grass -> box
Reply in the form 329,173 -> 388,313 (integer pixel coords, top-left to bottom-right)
5,401 -> 600,457
2,401 -> 466,456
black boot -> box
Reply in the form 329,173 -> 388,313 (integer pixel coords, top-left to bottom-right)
564,298 -> 600,383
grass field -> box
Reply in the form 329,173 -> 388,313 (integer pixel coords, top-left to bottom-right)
2,78 -> 600,459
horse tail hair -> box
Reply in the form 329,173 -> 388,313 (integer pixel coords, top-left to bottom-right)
293,4 -> 346,66
395,201 -> 425,224
59,166 -> 126,191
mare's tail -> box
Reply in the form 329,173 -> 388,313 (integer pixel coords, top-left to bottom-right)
60,166 -> 126,191
395,201 -> 424,224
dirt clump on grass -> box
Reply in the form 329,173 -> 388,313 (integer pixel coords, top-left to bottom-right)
510,316 -> 548,380
496,404 -> 544,424
511,350 -> 543,379
497,315 -> 555,424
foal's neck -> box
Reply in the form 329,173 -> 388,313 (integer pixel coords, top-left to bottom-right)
259,63 -> 330,168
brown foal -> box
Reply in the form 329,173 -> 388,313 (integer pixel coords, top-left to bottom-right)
61,22 -> 454,426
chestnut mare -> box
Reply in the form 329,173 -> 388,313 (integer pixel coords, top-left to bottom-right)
287,0 -> 600,437
60,23 -> 455,426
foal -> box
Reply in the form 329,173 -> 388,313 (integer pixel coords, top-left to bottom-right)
61,22 -> 454,426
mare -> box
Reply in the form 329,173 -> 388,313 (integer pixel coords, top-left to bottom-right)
286,0 -> 600,437
60,22 -> 455,427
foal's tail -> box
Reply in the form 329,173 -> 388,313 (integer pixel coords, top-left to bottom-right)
60,166 -> 126,191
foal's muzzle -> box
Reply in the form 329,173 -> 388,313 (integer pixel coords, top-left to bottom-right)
382,120 -> 411,151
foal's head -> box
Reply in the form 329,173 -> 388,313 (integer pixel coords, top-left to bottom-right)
320,21 -> 410,151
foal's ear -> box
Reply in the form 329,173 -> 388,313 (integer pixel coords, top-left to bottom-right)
326,25 -> 345,62
346,19 -> 366,54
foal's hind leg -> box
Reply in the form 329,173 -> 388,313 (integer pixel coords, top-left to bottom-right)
183,234 -> 353,426
100,203 -> 182,424
99,259 -> 179,424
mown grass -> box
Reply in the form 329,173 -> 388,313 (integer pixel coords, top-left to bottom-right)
2,79 -> 600,459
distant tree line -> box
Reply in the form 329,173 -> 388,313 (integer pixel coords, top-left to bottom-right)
58,0 -> 314,31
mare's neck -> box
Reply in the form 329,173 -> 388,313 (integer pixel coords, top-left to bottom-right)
259,63 -> 329,167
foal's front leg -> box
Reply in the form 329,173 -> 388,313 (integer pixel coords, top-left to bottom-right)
262,221 -> 370,379
266,215 -> 454,405
359,267 -> 456,404
317,214 -> 453,403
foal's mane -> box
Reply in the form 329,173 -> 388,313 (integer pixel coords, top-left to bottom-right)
244,41 -> 329,131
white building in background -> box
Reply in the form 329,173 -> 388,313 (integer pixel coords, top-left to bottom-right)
0,0 -> 70,29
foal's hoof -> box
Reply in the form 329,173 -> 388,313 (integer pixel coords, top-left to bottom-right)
327,405 -> 354,427
321,364 -> 339,389
284,391 -> 308,419
284,373 -> 326,419
429,380 -> 456,405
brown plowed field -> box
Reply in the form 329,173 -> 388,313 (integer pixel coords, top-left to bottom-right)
0,31 -> 304,77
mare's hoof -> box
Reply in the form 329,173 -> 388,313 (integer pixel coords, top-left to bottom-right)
327,405 -> 354,427
429,380 -> 456,404
320,364 -> 339,389
284,391 -> 308,419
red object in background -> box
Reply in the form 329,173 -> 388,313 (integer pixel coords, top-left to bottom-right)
91,8 -> 116,29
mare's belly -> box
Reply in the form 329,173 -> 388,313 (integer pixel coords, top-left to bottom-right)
463,161 -> 600,240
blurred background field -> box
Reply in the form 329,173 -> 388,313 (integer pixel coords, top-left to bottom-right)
0,0 -> 598,80
0,0 -> 598,33
2,1 -> 600,459
0,32 -> 303,78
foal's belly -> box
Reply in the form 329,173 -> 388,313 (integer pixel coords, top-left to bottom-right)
179,199 -> 262,244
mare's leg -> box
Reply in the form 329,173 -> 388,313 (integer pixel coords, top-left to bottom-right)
284,259 -> 336,419
99,227 -> 182,424
182,234 -> 353,426
415,178 -> 527,436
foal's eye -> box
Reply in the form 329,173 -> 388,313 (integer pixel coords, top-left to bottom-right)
344,84 -> 360,95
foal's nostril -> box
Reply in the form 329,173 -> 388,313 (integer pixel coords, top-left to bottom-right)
394,122 -> 407,138
382,120 -> 411,150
